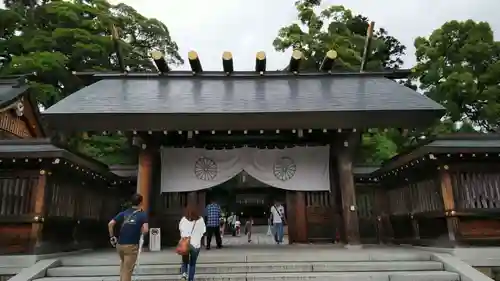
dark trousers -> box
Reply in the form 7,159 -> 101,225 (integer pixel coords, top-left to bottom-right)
181,245 -> 200,281
206,226 -> 222,248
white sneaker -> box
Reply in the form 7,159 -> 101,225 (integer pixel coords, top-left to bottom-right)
181,273 -> 188,280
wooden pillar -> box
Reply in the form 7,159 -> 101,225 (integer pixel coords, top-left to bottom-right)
439,167 -> 460,245
30,170 -> 47,252
285,192 -> 295,243
295,191 -> 307,243
137,149 -> 153,214
411,215 -> 420,241
337,133 -> 361,246
328,146 -> 341,243
374,187 -> 393,244
187,192 -> 198,211
197,191 -> 206,214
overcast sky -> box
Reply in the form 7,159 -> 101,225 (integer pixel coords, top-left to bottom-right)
105,0 -> 499,71
2,0 -> 498,71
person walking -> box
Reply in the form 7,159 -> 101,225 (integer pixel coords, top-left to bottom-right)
179,205 -> 206,281
270,200 -> 286,244
245,217 -> 253,243
108,194 -> 148,281
204,199 -> 222,249
227,212 -> 237,236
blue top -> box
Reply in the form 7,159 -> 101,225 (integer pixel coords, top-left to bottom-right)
114,208 -> 148,245
204,203 -> 221,227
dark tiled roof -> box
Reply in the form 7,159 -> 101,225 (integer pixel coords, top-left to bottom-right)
0,82 -> 29,108
376,134 -> 500,174
353,166 -> 380,176
109,165 -> 137,178
45,75 -> 443,115
0,139 -> 116,178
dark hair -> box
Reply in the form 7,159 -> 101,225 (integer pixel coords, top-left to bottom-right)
130,194 -> 143,206
184,205 -> 200,221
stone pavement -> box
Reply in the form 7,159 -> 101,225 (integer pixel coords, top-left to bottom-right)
219,232 -> 289,247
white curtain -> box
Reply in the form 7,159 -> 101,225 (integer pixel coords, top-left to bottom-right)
160,147 -> 247,192
245,146 -> 330,191
160,146 -> 330,193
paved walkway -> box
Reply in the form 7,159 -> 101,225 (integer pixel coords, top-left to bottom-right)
219,233 -> 289,247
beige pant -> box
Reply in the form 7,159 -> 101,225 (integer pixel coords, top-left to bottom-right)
117,244 -> 139,281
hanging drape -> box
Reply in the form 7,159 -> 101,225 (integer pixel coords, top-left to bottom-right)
160,146 -> 330,193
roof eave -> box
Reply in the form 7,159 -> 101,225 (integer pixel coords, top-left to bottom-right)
42,109 -> 445,132
70,69 -> 413,80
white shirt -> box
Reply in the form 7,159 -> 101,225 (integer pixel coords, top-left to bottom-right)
179,217 -> 206,248
271,205 -> 285,224
228,215 -> 237,225
235,221 -> 241,227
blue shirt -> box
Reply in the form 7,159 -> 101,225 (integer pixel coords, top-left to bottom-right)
114,208 -> 147,245
204,203 -> 221,227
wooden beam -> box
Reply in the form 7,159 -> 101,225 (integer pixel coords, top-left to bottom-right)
137,149 -> 153,213
337,133 -> 361,246
411,215 -> 420,241
373,188 -> 393,244
288,50 -> 303,73
111,25 -> 126,73
320,50 -> 338,72
69,69 -> 413,79
188,51 -> 203,73
255,51 -> 266,73
329,145 -> 341,243
360,21 -> 375,72
30,170 -> 47,252
222,51 -> 234,74
151,51 -> 170,73
295,191 -> 307,243
439,167 -> 460,244
22,98 -> 44,138
187,192 -> 198,213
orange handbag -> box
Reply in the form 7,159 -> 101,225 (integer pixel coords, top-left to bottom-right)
175,220 -> 197,255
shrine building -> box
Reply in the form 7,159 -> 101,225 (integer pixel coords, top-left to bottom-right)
40,50 -> 446,247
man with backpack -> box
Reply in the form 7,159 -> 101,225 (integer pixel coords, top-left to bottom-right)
108,194 -> 149,281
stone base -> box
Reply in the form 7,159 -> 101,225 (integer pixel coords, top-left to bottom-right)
344,244 -> 363,250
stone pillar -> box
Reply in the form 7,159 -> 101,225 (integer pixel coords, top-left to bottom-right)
337,133 -> 361,247
137,149 -> 153,214
439,166 -> 459,245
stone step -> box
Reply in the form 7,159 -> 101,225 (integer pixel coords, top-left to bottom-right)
60,251 -> 432,266
47,261 -> 444,277
0,267 -> 23,275
35,271 -> 460,281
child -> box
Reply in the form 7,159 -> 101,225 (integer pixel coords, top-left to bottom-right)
235,219 -> 241,236
245,217 -> 253,242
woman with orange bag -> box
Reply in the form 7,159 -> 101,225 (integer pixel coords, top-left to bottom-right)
177,205 -> 206,281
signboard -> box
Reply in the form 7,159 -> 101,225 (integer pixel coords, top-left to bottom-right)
149,228 -> 161,252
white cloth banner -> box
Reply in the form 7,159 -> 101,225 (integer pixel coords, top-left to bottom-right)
161,147 -> 247,192
245,146 -> 330,191
160,146 -> 330,192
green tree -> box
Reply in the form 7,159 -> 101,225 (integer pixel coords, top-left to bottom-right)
414,20 -> 500,132
0,0 -> 183,164
273,0 -> 408,164
273,1 -> 406,71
